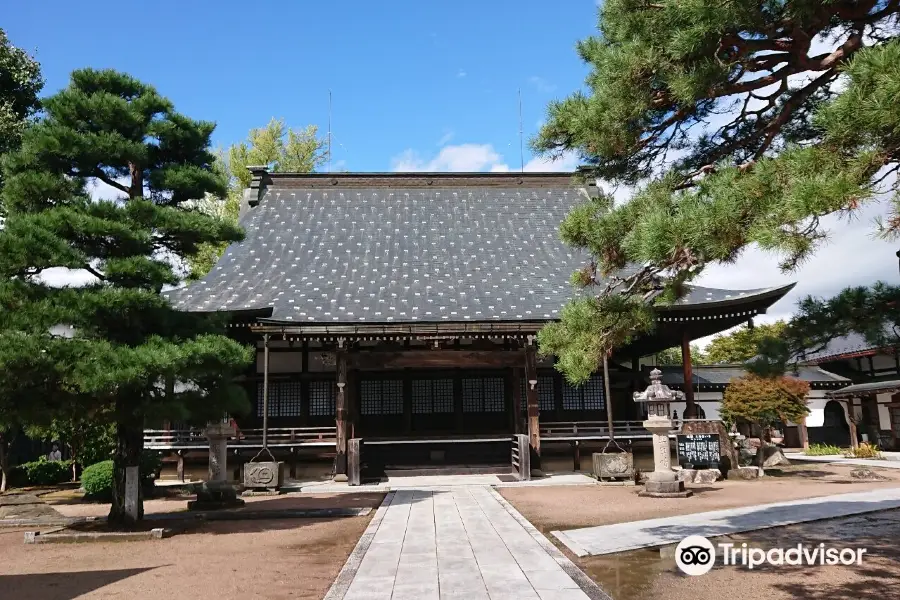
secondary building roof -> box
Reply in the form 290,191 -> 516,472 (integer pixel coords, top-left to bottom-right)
828,379 -> 900,398
167,172 -> 793,327
802,330 -> 898,364
653,364 -> 850,391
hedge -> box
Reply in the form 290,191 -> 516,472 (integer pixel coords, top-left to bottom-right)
13,457 -> 72,486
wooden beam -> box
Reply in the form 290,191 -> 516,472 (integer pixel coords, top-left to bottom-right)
525,346 -> 540,461
507,368 -> 521,434
334,350 -> 348,479
681,332 -> 697,418
348,350 -> 525,369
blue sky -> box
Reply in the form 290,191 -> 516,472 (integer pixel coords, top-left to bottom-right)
7,1 -> 899,331
5,0 -> 598,172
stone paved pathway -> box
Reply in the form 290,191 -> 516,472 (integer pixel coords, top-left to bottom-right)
789,454 -> 900,469
326,487 -> 608,600
553,486 -> 900,556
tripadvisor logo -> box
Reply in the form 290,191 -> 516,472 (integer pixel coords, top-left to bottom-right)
675,536 -> 716,576
674,535 -> 868,575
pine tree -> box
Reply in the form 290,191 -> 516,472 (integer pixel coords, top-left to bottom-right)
533,1 -> 900,383
0,69 -> 253,524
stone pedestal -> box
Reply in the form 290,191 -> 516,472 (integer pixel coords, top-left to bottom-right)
206,422 -> 231,482
638,420 -> 692,498
189,422 -> 244,511
188,480 -> 245,511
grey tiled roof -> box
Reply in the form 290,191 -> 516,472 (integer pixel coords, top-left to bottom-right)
654,365 -> 850,386
166,175 -> 793,324
802,330 -> 898,363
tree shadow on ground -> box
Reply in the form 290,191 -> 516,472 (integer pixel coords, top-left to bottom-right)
134,489 -> 429,536
0,566 -> 164,600
764,469 -> 838,479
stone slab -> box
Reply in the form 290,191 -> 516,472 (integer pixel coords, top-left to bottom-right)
553,486 -> 900,556
24,528 -> 169,544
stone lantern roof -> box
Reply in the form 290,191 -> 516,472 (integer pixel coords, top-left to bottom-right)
633,368 -> 685,404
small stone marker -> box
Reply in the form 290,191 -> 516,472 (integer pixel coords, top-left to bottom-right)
125,466 -> 140,521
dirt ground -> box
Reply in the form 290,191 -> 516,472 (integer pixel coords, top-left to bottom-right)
46,490 -> 386,519
501,463 -> 900,600
0,492 -> 385,600
642,510 -> 900,600
500,463 -> 900,530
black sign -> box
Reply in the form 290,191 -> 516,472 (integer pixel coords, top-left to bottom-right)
676,433 -> 721,469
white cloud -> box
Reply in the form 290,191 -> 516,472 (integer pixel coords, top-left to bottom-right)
391,143 -> 579,173
692,198 -> 897,350
457,69 -> 467,78
86,177 -> 128,202
528,76 -> 556,93
392,144 -> 503,172
37,267 -> 100,288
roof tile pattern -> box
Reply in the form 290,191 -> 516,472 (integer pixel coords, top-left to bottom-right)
166,180 -> 787,323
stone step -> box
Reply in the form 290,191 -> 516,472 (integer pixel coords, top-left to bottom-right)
384,464 -> 510,477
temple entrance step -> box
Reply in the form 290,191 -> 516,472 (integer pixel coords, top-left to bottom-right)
384,464 -> 510,477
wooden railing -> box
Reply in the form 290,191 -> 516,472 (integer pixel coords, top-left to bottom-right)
539,420 -> 680,440
144,426 -> 338,450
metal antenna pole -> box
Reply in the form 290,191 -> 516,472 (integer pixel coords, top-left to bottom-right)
327,89 -> 333,173
518,88 -> 524,173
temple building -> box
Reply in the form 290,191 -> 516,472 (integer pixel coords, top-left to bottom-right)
159,170 -> 797,478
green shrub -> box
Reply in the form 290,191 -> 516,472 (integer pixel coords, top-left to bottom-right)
13,457 -> 73,486
81,460 -> 114,499
81,452 -> 161,500
805,443 -> 842,456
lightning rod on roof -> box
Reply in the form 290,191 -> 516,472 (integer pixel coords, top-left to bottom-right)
518,88 -> 524,173
327,89 -> 333,173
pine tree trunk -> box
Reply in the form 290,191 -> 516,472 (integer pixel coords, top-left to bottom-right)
108,398 -> 144,526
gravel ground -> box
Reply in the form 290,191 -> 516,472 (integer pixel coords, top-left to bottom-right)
500,464 -> 900,600
0,493 -> 384,600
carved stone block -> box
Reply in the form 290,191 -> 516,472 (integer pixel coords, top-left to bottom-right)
243,461 -> 284,489
592,452 -> 634,481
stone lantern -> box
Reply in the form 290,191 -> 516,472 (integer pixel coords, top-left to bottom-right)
633,369 -> 692,498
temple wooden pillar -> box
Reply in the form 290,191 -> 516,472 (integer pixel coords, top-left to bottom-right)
681,332 -> 698,418
510,367 -> 523,434
334,348 -> 348,480
348,369 -> 358,440
525,345 -> 540,468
